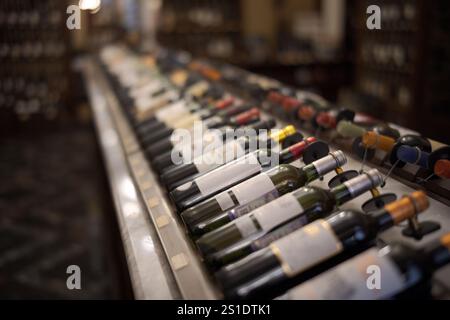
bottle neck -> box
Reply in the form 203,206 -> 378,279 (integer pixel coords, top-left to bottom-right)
330,173 -> 378,206
278,137 -> 317,164
301,151 -> 346,183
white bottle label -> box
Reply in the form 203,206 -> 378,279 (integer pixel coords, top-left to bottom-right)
155,100 -> 188,121
231,189 -> 280,219
284,248 -> 404,300
172,114 -> 200,129
194,139 -> 246,175
194,153 -> 262,197
271,219 -> 343,277
235,215 -> 259,238
253,193 -> 304,232
215,191 -> 236,212
136,91 -> 176,113
130,81 -> 163,99
215,173 -> 276,211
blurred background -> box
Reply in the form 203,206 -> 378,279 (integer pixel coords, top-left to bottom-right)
0,0 -> 449,298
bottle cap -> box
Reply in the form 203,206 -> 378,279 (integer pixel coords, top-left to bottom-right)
316,112 -> 336,129
170,69 -> 188,86
435,159 -> 450,179
311,150 -> 347,176
330,150 -> 347,168
288,136 -> 317,158
297,105 -> 315,121
233,108 -> 260,125
441,233 -> 450,249
267,91 -> 284,104
336,121 -> 366,138
397,145 -> 422,164
250,119 -> 276,131
384,191 -> 429,224
362,132 -> 396,152
282,97 -> 301,111
365,169 -> 384,187
215,97 -> 235,110
270,125 -> 296,142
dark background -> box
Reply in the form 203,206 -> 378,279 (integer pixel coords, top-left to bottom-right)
0,0 -> 448,299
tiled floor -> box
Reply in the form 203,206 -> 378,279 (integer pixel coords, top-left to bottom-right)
0,122 -> 130,299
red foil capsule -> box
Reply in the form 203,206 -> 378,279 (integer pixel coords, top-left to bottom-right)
267,91 -> 284,104
316,112 -> 337,129
298,105 -> 316,121
215,97 -> 235,110
282,97 -> 301,112
233,107 -> 260,125
288,136 -> 317,158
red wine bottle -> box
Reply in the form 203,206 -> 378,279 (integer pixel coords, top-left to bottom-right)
182,150 -> 347,236
152,119 -> 278,176
139,104 -> 256,148
170,137 -> 321,212
158,124 -> 297,187
279,232 -> 450,300
145,108 -> 261,158
197,169 -> 383,261
215,191 -> 429,299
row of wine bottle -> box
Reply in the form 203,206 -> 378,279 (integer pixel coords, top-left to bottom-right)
97,45 -> 449,300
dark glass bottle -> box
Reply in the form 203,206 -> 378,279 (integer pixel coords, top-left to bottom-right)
136,96 -> 234,136
159,124 -> 297,187
182,150 -> 347,236
145,107 -> 261,159
196,169 -> 383,259
170,137 -> 319,212
139,104 -> 255,148
279,232 -> 450,300
151,119 -> 277,174
215,191 -> 429,299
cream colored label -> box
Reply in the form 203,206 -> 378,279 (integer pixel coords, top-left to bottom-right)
253,193 -> 303,232
284,248 -> 404,300
130,81 -> 164,99
271,220 -> 343,277
172,114 -> 200,129
135,90 -> 177,113
195,153 -> 262,196
154,100 -> 188,121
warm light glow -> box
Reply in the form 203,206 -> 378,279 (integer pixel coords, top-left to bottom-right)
79,0 -> 101,13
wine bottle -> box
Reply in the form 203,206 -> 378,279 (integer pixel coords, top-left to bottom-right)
136,96 -> 234,137
196,169 -> 383,258
152,119 -> 277,175
145,108 -> 261,158
278,232 -> 450,300
182,150 -> 347,236
159,124 -> 298,188
216,191 -> 429,299
139,103 -> 255,148
170,137 -> 320,212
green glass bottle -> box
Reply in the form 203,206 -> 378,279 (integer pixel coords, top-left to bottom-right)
196,169 -> 383,258
183,150 -> 347,236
